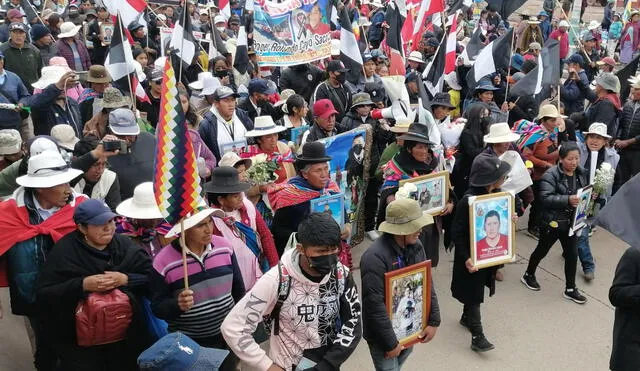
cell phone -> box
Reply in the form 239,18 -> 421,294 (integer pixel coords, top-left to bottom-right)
102,140 -> 127,153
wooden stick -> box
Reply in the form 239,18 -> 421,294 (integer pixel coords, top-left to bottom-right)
180,219 -> 190,290
117,11 -> 136,111
503,28 -> 517,100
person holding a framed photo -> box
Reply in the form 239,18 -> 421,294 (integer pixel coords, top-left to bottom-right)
522,142 -> 589,304
361,198 -> 440,370
451,153 -> 512,352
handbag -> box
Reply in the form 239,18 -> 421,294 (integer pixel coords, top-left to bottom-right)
75,289 -> 133,347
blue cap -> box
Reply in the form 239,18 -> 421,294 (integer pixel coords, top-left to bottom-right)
74,199 -> 118,225
567,53 -> 585,66
538,11 -> 549,17
582,32 -> 595,42
474,79 -> 500,92
511,54 -> 524,71
0,51 -> 4,59
248,78 -> 275,95
370,49 -> 387,59
363,53 -> 374,63
138,332 -> 229,370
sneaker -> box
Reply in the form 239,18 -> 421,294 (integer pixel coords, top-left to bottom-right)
564,287 -> 587,304
471,335 -> 495,352
521,273 -> 541,291
459,314 -> 470,331
527,228 -> 539,240
584,271 -> 595,282
366,230 -> 380,241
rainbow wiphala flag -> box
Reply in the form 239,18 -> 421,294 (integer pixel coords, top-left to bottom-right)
153,59 -> 204,224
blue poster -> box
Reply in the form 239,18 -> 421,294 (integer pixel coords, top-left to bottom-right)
310,193 -> 345,228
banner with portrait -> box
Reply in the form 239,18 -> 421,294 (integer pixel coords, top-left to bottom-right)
317,126 -> 372,244
253,0 -> 332,66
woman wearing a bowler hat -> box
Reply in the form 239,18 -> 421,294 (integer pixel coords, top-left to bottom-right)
450,153 -> 515,353
204,166 -> 278,291
268,141 -> 347,257
379,123 -> 456,266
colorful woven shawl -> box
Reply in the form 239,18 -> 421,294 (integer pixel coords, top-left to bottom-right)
512,119 -> 557,152
267,176 -> 341,211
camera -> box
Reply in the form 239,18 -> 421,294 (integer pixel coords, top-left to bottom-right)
102,140 -> 128,153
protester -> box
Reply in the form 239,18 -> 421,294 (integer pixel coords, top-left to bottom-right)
150,208 -> 244,370
549,20 -> 570,61
71,135 -> 121,210
275,93 -> 310,144
0,50 -> 30,131
238,78 -> 283,122
468,80 -> 508,123
522,142 -> 588,304
619,10 -> 640,64
55,22 -> 91,72
614,79 -> 640,192
312,60 -> 352,122
82,86 -> 130,138
451,153 -> 513,352
581,72 -> 622,138
301,99 -> 341,145
221,212 -> 362,370
0,22 -> 43,94
37,199 -> 152,370
30,67 -> 83,136
0,128 -> 22,170
361,198 -> 440,370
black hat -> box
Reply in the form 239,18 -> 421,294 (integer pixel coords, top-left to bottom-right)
295,141 -> 332,169
327,60 -> 348,73
397,123 -> 434,145
365,82 -> 386,103
203,166 -> 251,194
428,92 -> 455,108
468,153 -> 512,187
128,21 -> 144,32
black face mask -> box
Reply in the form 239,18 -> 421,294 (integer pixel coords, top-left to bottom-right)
214,70 -> 228,79
335,73 -> 346,84
307,253 -> 338,276
480,116 -> 493,131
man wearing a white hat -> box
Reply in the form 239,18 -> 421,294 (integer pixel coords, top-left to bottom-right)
55,21 -> 90,71
29,66 -> 82,136
0,150 -> 86,369
0,128 -> 22,170
576,122 -> 619,281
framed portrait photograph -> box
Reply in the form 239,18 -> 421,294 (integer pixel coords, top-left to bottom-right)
100,23 -> 114,46
469,192 -> 515,269
399,171 -> 450,215
310,193 -> 345,228
384,261 -> 432,348
220,139 -> 248,156
571,185 -> 594,234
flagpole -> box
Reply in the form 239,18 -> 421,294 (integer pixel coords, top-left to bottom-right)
177,3 -> 189,83
147,5 -> 170,28
179,219 -> 190,290
559,7 -> 593,64
117,11 -> 136,110
422,26 -> 448,93
503,28 -> 517,101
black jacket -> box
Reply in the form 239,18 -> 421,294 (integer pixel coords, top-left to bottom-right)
451,129 -> 485,198
28,84 -> 83,136
538,164 -> 588,229
279,64 -> 325,103
36,231 -> 152,349
197,108 -> 254,161
360,234 -> 441,352
609,246 -> 640,371
305,123 -> 338,143
507,94 -> 538,127
237,97 -> 284,123
581,85 -> 621,138
451,188 -> 499,304
312,81 -> 352,122
618,99 -> 640,150
108,132 -> 157,200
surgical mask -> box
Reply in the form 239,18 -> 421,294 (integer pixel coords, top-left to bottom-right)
335,73 -> 346,84
307,254 -> 338,276
217,27 -> 226,33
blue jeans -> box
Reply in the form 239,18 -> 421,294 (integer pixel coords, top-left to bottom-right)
368,342 -> 413,371
576,226 -> 595,273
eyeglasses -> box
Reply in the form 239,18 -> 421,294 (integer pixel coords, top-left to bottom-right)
33,165 -> 69,174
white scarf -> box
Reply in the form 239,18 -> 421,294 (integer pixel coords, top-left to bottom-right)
211,105 -> 247,150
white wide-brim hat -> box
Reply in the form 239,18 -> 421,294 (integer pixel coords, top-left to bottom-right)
58,22 -> 82,38
199,75 -> 222,96
484,122 -> 521,143
583,122 -> 612,139
32,65 -> 67,90
16,150 -> 83,188
166,208 -> 225,238
116,182 -> 164,219
189,71 -> 214,90
244,116 -> 286,137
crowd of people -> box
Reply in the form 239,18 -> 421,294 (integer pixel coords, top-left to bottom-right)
0,0 -> 638,370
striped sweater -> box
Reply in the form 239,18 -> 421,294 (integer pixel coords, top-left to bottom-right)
149,235 -> 245,341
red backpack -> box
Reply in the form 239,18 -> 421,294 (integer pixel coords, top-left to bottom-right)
75,289 -> 133,347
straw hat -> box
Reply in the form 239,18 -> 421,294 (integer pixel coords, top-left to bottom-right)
165,208 -> 225,238
484,122 -> 520,144
244,116 -> 286,137
16,150 -> 83,188
378,198 -> 434,235
57,21 -> 82,38
588,20 -> 600,30
536,104 -> 562,119
116,182 -> 164,219
407,51 -> 425,64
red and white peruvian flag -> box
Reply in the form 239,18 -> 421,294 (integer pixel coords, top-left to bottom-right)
102,0 -> 146,28
445,13 -> 458,74
413,0 -> 444,38
220,0 -> 231,20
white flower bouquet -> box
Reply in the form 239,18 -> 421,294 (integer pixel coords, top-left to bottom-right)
395,182 -> 418,200
590,162 -> 615,216
246,153 -> 279,185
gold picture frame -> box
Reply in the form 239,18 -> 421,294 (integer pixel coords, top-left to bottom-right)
399,171 -> 450,215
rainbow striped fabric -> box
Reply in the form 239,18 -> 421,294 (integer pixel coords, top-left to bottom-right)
153,59 -> 204,224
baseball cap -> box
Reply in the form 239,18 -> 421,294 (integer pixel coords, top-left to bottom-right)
559,20 -> 570,28
9,22 -> 27,33
582,33 -> 595,42
426,37 -> 439,48
74,199 -> 118,225
7,9 -> 22,20
566,53 -> 585,66
109,108 -> 140,136
313,99 -> 339,119
248,79 -> 275,95
138,332 -> 229,371
150,68 -> 163,82
213,86 -> 239,100
327,60 -> 348,73
597,56 -> 616,67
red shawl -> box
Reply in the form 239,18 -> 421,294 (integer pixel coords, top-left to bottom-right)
267,176 -> 341,211
0,195 -> 87,286
597,92 -> 622,111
